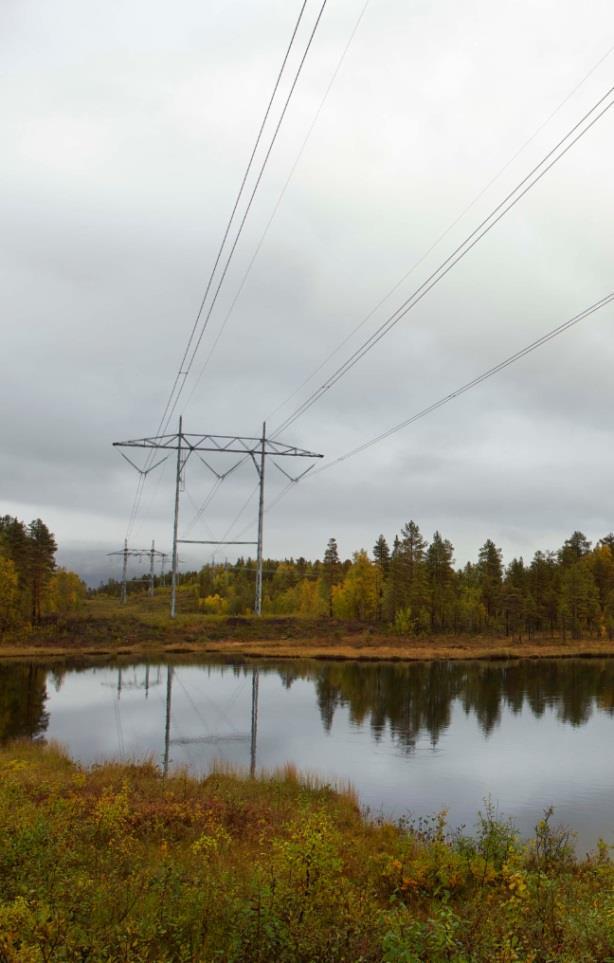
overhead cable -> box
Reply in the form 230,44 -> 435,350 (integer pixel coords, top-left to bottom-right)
181,42 -> 614,539
271,84 -> 614,437
314,292 -> 614,473
266,41 -> 614,424
183,0 -> 373,412
161,0 -> 330,435
154,0 -> 310,442
232,292 -> 614,530
124,0 -> 317,535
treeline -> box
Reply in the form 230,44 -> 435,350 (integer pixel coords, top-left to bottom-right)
0,515 -> 86,630
96,522 -> 614,639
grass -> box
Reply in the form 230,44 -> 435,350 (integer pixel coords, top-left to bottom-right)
2,596 -> 614,664
0,741 -> 613,961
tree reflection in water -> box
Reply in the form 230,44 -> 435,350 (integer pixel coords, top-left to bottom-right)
1,658 -> 614,754
310,659 -> 614,750
0,664 -> 48,741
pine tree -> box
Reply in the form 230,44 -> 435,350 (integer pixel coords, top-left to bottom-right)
503,557 -> 527,639
372,535 -> 391,575
559,561 -> 599,640
373,535 -> 391,622
426,531 -> 455,632
559,531 -> 592,566
478,539 -> 503,629
27,519 -> 57,622
528,550 -> 558,636
322,537 -> 342,617
589,544 -> 614,611
384,535 -> 404,621
398,521 -> 429,630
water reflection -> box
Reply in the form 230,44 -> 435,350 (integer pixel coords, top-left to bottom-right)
2,658 -> 614,750
312,659 -> 614,749
3,657 -> 614,851
0,664 -> 48,741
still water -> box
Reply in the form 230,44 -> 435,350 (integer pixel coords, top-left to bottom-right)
3,657 -> 614,853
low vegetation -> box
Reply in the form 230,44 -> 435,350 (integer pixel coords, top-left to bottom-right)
0,742 -> 612,961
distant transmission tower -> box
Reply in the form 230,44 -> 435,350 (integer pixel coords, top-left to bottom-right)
113,418 -> 323,617
107,539 -> 168,603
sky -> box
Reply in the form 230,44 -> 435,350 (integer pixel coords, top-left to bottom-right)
2,0 -> 613,585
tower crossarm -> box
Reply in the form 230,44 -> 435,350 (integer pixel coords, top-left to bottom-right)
113,432 -> 323,459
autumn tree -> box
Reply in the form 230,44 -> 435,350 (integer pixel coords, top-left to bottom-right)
0,556 -> 20,630
47,570 -> 87,615
0,516 -> 30,615
332,550 -> 378,621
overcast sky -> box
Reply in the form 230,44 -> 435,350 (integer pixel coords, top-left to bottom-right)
2,0 -> 613,585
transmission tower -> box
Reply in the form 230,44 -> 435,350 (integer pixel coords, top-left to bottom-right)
107,539 -> 169,603
113,418 -> 323,617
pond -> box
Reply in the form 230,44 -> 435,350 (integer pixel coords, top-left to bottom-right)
2,656 -> 614,853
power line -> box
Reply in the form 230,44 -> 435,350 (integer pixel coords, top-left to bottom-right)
183,0 -> 373,413
176,42 -> 614,540
175,0 -> 374,543
271,84 -> 614,437
314,292 -> 614,473
123,1 -> 318,535
153,0 -> 310,443
173,0 -> 371,544
161,0 -> 330,436
231,292 -> 614,529
266,41 -> 614,425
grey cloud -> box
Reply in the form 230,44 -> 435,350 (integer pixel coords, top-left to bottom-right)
2,0 -> 613,580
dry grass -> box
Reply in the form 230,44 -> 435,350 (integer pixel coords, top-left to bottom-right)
3,635 -> 614,663
2,600 -> 614,663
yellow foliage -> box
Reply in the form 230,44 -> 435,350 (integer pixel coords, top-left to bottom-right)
46,569 -> 87,615
199,593 -> 230,615
0,556 -> 20,628
332,551 -> 378,620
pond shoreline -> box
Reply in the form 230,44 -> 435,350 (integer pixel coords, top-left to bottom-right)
3,632 -> 614,664
2,605 -> 614,663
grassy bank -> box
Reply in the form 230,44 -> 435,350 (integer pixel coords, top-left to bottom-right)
0,742 -> 612,961
2,598 -> 614,663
